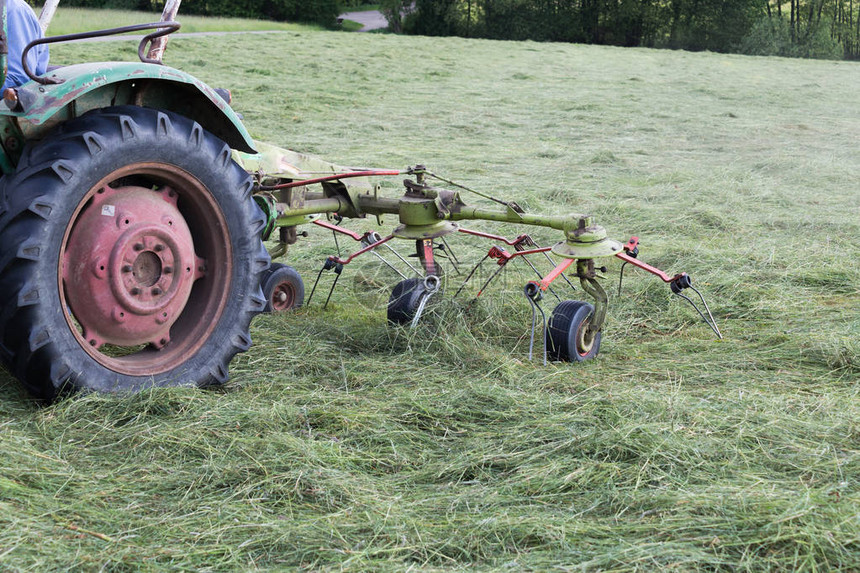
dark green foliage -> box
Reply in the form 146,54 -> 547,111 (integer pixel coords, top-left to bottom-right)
740,16 -> 842,59
405,0 -> 858,59
380,0 -> 413,32
407,0 -> 760,49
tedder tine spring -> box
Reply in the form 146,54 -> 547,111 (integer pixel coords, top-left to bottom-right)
439,236 -> 461,274
521,237 -> 576,293
323,263 -> 344,310
672,284 -> 723,340
524,283 -> 547,366
371,249 -> 408,279
306,263 -> 327,307
618,260 -> 630,296
411,275 -> 442,328
383,243 -> 421,276
476,261 -> 508,299
307,259 -> 343,308
516,254 -> 562,303
453,254 -> 490,299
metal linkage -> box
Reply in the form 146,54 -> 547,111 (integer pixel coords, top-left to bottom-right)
257,170 -> 404,192
452,229 -> 576,302
615,237 -> 722,339
312,219 -> 417,279
305,219 -> 405,309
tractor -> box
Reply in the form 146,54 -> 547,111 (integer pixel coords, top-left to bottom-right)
0,1 -> 719,400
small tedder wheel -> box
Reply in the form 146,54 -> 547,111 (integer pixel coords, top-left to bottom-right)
546,300 -> 602,362
262,263 -> 304,312
387,277 -> 428,325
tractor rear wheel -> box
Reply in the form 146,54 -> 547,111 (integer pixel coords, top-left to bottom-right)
0,106 -> 269,400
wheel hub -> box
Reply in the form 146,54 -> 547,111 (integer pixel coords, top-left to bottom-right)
577,320 -> 596,356
270,283 -> 295,311
63,185 -> 203,349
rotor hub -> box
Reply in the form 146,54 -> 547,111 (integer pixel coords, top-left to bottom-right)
552,216 -> 623,259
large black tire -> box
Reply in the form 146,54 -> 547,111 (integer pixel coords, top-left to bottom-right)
0,106 -> 269,400
262,263 -> 304,312
546,300 -> 602,362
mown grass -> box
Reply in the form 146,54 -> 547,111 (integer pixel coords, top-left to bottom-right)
1,21 -> 859,572
45,7 -> 323,36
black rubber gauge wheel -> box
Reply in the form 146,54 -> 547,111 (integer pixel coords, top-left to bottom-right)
546,300 -> 602,362
387,277 -> 441,325
262,263 -> 304,312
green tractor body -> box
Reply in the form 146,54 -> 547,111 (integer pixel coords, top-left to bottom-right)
0,61 -> 256,170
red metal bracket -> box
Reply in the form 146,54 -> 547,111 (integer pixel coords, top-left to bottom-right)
312,218 -> 369,242
615,251 -> 684,284
328,234 -> 395,266
458,228 -> 532,247
259,170 -> 403,191
532,257 -> 575,291
487,245 -> 553,266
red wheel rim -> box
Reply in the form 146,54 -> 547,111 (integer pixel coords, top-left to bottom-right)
59,163 -> 232,376
270,281 -> 297,311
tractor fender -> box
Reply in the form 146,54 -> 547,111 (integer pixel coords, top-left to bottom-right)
2,61 -> 257,154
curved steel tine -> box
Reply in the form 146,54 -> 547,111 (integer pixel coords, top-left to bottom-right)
411,276 -> 441,328
618,261 -> 629,296
525,290 -> 548,365
454,254 -> 489,299
689,284 -> 722,339
673,289 -> 723,339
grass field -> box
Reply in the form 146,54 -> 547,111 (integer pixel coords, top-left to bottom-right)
45,7 -> 323,36
1,18 -> 858,572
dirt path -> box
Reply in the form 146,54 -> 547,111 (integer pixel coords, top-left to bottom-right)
338,10 -> 388,32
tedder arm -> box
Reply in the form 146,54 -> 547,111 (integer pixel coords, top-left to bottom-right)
243,148 -> 722,363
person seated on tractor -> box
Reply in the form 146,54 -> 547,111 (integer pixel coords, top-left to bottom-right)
3,0 -> 50,91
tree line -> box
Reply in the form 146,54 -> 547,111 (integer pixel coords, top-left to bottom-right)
384,0 -> 860,59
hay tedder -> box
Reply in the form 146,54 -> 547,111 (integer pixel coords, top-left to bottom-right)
0,1 -> 719,400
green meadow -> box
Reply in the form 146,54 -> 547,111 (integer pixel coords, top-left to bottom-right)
0,14 -> 858,572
